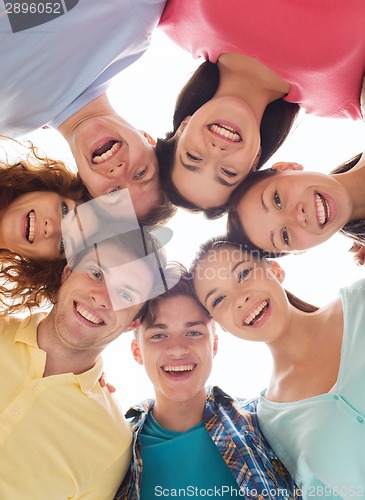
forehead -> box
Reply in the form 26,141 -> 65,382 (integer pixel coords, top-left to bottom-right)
143,294 -> 212,329
69,240 -> 156,299
195,246 -> 255,274
157,295 -> 209,316
74,240 -> 141,269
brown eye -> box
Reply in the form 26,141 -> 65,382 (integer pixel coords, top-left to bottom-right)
274,191 -> 282,208
221,167 -> 237,177
133,168 -> 147,180
282,227 -> 289,245
187,152 -> 202,161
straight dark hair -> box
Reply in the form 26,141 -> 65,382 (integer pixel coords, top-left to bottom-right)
227,153 -> 365,254
157,60 -> 300,217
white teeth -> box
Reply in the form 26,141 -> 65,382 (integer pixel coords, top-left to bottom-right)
315,193 -> 330,226
209,124 -> 241,142
163,364 -> 194,373
75,303 -> 103,325
244,300 -> 268,325
93,141 -> 122,164
27,210 -> 35,243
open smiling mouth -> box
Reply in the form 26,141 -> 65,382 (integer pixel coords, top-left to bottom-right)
243,300 -> 269,326
92,140 -> 122,164
315,193 -> 331,227
75,302 -> 105,325
26,210 -> 36,244
162,364 -> 195,376
208,123 -> 242,142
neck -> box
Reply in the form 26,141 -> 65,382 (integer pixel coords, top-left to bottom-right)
265,299 -> 343,400
58,93 -> 117,139
217,53 -> 290,123
37,313 -> 99,377
152,388 -> 207,432
332,151 -> 365,221
268,312 -> 314,366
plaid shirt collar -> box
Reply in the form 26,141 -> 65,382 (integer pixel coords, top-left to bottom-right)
115,387 -> 298,500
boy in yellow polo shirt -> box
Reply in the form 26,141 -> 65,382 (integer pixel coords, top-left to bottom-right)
0,229 -> 168,500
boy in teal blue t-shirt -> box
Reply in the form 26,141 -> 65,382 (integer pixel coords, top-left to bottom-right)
115,265 -> 299,500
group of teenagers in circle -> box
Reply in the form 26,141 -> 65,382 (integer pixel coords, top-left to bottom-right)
1,0 -> 365,498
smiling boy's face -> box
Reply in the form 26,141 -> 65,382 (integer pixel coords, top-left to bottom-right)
132,295 -> 217,404
66,113 -> 162,219
51,240 -> 155,353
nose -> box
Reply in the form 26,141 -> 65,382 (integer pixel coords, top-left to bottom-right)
166,338 -> 190,357
295,203 -> 307,227
209,139 -> 227,153
107,162 -> 127,178
89,284 -> 111,310
235,293 -> 250,310
44,217 -> 60,239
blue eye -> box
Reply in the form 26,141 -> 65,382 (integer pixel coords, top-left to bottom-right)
108,188 -> 120,196
150,333 -> 166,340
61,201 -> 68,217
133,168 -> 147,179
118,291 -> 133,303
89,267 -> 103,281
187,331 -> 203,337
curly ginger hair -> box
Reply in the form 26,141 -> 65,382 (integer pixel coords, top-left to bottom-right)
0,139 -> 86,315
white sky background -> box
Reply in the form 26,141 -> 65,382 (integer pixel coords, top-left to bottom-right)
24,30 -> 365,411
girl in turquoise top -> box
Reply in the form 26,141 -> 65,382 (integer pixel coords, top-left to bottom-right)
192,237 -> 365,499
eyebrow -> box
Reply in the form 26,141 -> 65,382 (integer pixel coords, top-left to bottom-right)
179,155 -> 240,188
270,231 -> 278,250
147,320 -> 206,330
260,192 -> 279,250
186,321 -> 206,327
203,259 -> 250,305
260,192 -> 268,213
147,323 -> 167,330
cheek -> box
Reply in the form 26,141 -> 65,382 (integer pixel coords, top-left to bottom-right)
82,177 -> 103,198
211,308 -> 232,331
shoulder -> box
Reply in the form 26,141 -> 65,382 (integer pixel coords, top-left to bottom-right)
125,399 -> 155,429
0,313 -> 44,342
339,278 -> 365,311
207,386 -> 259,420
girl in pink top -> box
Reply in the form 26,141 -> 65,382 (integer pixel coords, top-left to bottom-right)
156,0 -> 365,214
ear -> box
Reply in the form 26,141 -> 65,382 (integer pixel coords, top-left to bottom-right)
61,264 -> 72,284
125,317 -> 142,333
141,131 -> 156,147
268,261 -> 285,283
131,339 -> 144,365
271,161 -> 304,172
175,116 -> 192,137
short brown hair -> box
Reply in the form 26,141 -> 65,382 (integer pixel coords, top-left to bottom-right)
135,262 -> 212,338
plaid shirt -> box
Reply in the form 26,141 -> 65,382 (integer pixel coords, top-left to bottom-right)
115,386 -> 300,500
